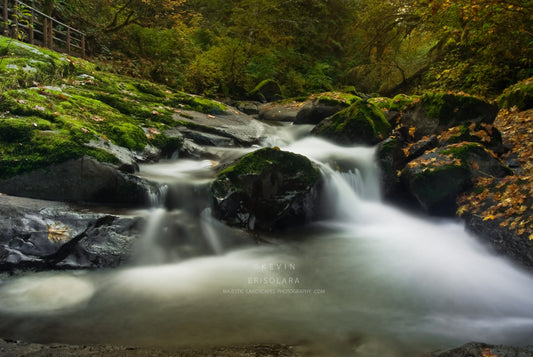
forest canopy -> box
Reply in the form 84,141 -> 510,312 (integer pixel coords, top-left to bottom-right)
23,0 -> 533,98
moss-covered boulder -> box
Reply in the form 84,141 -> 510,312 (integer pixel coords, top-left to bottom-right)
498,77 -> 533,110
400,92 -> 499,138
295,92 -> 360,125
400,142 -> 512,215
249,79 -> 283,103
210,148 -> 322,231
311,99 -> 391,145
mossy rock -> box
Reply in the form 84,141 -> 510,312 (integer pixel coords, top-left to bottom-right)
249,79 -> 283,103
295,92 -> 361,125
498,77 -> 533,110
211,147 -> 321,231
420,92 -> 498,127
400,142 -> 512,215
311,99 -> 392,145
438,122 -> 504,154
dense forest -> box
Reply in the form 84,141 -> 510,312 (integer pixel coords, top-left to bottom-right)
21,0 -> 533,99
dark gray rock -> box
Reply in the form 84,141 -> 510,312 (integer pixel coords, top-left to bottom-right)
0,195 -> 142,270
463,212 -> 533,270
210,148 -> 322,232
258,103 -> 300,122
0,156 -> 155,206
173,108 -> 267,147
430,342 -> 533,357
294,99 -> 348,125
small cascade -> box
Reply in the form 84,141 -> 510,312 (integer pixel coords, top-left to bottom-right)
199,208 -> 224,255
146,184 -> 169,208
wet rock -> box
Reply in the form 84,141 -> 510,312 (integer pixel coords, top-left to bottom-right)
430,342 -> 533,357
312,99 -> 391,146
294,97 -> 351,125
400,143 -> 512,215
258,102 -> 301,122
173,108 -> 267,147
400,92 -> 498,138
0,195 -> 143,270
210,148 -> 322,231
0,156 -> 155,206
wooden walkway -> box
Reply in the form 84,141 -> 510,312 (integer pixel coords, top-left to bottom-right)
1,0 -> 85,57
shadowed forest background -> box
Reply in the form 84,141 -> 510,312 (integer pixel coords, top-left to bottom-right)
26,0 -> 532,99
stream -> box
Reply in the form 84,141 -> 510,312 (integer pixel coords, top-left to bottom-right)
1,123 -> 533,356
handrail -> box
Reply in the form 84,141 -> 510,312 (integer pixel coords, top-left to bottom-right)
1,0 -> 86,57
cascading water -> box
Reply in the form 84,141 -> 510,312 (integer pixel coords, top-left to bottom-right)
1,123 -> 533,356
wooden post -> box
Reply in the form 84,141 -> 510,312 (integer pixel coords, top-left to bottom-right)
2,0 -> 8,36
13,3 -> 18,40
81,34 -> 85,57
47,17 -> 52,49
29,8 -> 34,44
66,27 -> 70,54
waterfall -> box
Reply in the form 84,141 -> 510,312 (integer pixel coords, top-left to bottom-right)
2,130 -> 533,356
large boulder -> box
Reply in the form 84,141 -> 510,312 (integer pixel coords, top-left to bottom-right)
311,99 -> 392,145
210,147 -> 322,231
294,94 -> 359,124
400,142 -> 512,215
0,156 -> 154,206
258,102 -> 301,122
0,195 -> 142,270
400,92 -> 499,138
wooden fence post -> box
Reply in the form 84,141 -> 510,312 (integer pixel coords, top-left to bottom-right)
2,0 -> 8,36
47,17 -> 52,49
66,27 -> 70,54
29,8 -> 34,44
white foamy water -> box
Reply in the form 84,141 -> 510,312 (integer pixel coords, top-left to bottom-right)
1,128 -> 533,356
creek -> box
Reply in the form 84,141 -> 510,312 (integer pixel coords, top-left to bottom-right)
1,123 -> 533,356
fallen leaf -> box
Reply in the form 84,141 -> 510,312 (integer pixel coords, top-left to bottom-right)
46,222 -> 72,242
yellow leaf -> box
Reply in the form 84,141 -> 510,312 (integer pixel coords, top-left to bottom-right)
483,214 -> 495,221
409,126 -> 416,138
46,222 -> 72,243
529,234 -> 533,241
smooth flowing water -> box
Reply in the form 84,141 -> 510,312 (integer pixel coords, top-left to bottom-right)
1,123 -> 533,356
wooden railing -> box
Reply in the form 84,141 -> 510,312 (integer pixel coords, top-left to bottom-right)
1,0 -> 85,57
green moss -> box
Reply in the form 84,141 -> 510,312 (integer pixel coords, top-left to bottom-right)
420,92 -> 496,127
314,99 -> 391,145
316,92 -> 361,106
214,147 -> 319,196
168,92 -> 226,114
107,122 -> 147,151
440,142 -> 486,163
498,77 -> 533,110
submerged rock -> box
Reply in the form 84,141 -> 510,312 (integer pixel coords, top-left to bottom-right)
210,147 -> 322,231
311,99 -> 391,145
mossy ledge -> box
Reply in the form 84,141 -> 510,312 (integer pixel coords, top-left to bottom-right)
0,36 -> 236,178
